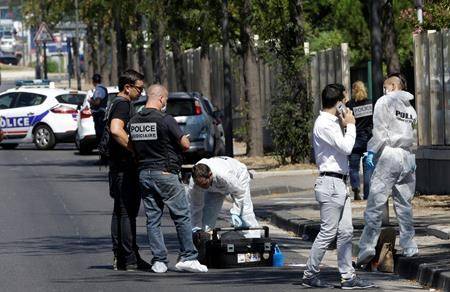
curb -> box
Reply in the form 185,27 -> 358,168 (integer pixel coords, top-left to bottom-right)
252,169 -> 318,178
396,253 -> 450,291
251,185 -> 308,197
264,209 -> 450,291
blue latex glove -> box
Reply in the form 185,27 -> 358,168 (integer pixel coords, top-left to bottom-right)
365,151 -> 375,169
231,214 -> 243,227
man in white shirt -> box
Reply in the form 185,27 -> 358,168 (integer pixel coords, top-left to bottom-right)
187,156 -> 260,238
302,84 -> 374,289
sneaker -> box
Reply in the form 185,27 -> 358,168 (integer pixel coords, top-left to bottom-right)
341,276 -> 376,290
356,249 -> 376,266
302,276 -> 334,288
151,261 -> 168,273
402,247 -> 418,257
174,260 -> 208,273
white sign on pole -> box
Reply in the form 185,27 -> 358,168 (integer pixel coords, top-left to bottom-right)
34,22 -> 54,44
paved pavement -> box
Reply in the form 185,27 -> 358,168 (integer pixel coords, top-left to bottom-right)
0,144 -> 427,291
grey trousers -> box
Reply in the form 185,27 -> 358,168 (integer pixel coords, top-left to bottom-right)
358,146 -> 417,258
303,176 -> 355,280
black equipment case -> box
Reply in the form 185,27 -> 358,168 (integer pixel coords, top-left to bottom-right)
195,226 -> 275,269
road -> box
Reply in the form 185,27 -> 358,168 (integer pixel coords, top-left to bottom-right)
0,144 -> 425,291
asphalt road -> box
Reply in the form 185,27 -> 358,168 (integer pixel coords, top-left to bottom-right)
0,144 -> 425,292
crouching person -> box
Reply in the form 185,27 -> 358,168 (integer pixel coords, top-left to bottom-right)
187,156 -> 260,238
129,84 -> 207,274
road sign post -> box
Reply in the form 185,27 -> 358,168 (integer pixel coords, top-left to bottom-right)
34,22 -> 54,81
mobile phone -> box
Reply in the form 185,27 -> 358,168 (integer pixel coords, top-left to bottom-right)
336,102 -> 346,115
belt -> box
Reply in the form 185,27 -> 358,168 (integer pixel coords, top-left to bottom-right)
320,172 -> 348,181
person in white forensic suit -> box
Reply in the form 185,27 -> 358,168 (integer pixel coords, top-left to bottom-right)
186,156 -> 260,238
357,75 -> 419,266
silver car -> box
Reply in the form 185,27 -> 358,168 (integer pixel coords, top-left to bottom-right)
134,92 -> 225,161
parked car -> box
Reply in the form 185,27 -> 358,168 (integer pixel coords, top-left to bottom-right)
0,81 -> 86,150
75,86 -> 119,154
0,34 -> 15,54
134,92 -> 225,161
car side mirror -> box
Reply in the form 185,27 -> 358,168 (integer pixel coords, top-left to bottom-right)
76,104 -> 81,111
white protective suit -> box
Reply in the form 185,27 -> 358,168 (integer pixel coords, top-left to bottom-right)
187,157 -> 260,238
358,90 -> 418,262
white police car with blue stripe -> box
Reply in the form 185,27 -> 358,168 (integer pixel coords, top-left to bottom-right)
0,82 -> 86,150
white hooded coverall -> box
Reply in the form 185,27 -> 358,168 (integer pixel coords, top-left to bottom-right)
358,90 -> 418,259
187,157 -> 260,238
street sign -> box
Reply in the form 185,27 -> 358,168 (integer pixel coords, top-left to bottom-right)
34,22 -> 54,44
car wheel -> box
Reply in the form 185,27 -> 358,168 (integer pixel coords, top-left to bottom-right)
33,125 -> 56,150
213,139 -> 226,156
0,143 -> 19,149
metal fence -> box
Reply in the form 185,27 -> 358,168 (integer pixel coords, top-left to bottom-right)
414,29 -> 450,146
308,43 -> 350,116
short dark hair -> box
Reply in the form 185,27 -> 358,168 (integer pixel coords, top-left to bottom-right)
192,163 -> 211,180
92,73 -> 101,83
118,69 -> 144,91
321,84 -> 346,109
387,72 -> 407,90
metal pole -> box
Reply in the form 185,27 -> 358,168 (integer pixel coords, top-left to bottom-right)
415,0 -> 424,24
43,41 -> 48,79
222,0 -> 233,157
74,0 -> 81,90
35,41 -> 41,79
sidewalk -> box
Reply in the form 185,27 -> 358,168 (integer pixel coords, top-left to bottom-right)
248,174 -> 450,292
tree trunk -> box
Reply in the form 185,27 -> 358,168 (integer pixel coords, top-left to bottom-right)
382,0 -> 401,74
85,23 -> 95,86
151,18 -> 168,87
110,27 -> 118,85
199,46 -> 212,98
171,36 -> 187,91
114,16 -> 127,77
242,0 -> 264,157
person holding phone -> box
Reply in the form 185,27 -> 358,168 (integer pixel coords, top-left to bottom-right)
302,84 -> 374,289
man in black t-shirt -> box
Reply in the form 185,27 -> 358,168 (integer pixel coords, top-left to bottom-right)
129,84 -> 207,274
107,69 -> 147,271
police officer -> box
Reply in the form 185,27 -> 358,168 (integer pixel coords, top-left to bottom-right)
89,74 -> 108,146
129,84 -> 207,274
108,69 -> 146,271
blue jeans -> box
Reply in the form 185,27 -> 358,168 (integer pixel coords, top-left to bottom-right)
349,152 -> 373,199
139,169 -> 198,264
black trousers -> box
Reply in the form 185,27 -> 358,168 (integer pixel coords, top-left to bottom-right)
109,166 -> 141,266
92,111 -> 106,144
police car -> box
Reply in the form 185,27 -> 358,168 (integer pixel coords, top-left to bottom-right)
0,80 -> 86,150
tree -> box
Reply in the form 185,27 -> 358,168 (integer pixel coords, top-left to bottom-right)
255,0 -> 312,163
239,0 -> 263,156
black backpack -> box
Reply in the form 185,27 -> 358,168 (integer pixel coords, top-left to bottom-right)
97,97 -> 132,159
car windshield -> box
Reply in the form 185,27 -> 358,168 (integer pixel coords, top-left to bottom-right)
56,94 -> 85,106
166,98 -> 196,117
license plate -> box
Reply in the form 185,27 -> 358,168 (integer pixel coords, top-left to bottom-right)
237,253 -> 261,263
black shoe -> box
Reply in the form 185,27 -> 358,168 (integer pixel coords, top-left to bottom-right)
353,188 -> 362,200
113,256 -> 118,271
341,276 -> 376,290
124,263 -> 138,271
302,276 -> 334,288
136,257 -> 152,271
